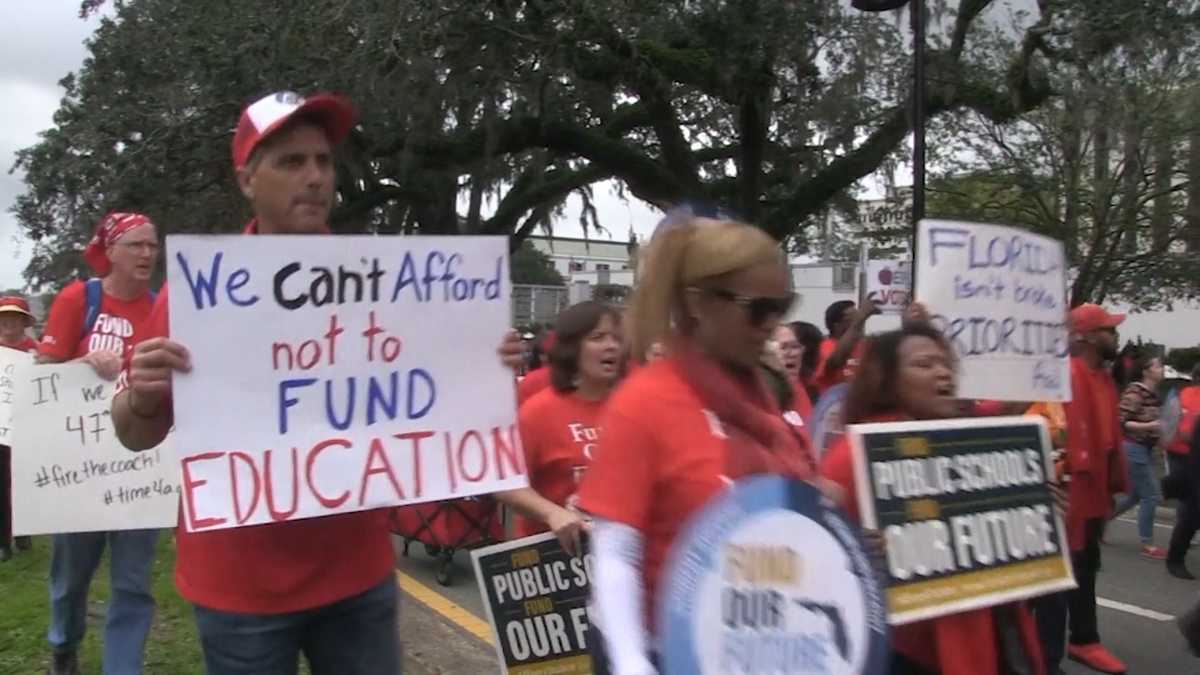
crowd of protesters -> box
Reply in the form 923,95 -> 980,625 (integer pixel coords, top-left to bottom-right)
1,87 -> 1198,675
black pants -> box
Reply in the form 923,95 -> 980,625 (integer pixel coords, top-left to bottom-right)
1067,517 -> 1104,646
0,444 -> 10,546
1033,591 -> 1068,673
1168,453 -> 1199,565
1035,518 -> 1103,672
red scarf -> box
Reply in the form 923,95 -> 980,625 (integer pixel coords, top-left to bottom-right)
670,341 -> 815,480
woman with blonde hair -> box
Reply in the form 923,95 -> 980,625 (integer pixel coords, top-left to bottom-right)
576,207 -> 818,674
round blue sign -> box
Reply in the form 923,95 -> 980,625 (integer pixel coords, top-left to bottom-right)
809,382 -> 849,461
657,476 -> 888,675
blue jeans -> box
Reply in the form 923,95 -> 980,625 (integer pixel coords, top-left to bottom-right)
1115,441 -> 1161,545
48,529 -> 160,674
192,575 -> 401,675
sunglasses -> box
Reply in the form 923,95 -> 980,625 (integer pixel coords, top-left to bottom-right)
698,287 -> 796,325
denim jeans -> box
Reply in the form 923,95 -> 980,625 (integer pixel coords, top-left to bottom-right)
48,529 -> 160,674
192,575 -> 401,675
1114,441 -> 1161,545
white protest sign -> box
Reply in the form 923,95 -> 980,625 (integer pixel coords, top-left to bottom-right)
11,362 -> 179,535
0,347 -> 33,444
916,220 -> 1070,402
864,259 -> 911,315
167,234 -> 528,532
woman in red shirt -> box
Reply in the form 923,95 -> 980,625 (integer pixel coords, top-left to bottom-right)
773,323 -> 814,421
820,323 -> 1048,675
576,209 -> 820,674
499,301 -> 623,553
0,295 -> 37,561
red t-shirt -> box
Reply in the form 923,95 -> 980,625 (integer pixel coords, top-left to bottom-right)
813,337 -> 864,393
517,367 -> 552,406
133,269 -> 394,614
577,360 -> 752,631
516,387 -> 604,537
790,379 -> 813,421
1063,356 -> 1124,523
39,280 -> 155,360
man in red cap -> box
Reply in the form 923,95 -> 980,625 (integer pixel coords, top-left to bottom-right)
111,91 -> 525,675
36,212 -> 161,675
0,295 -> 38,562
1035,303 -> 1129,675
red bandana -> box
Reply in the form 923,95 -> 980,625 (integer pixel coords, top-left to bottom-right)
84,212 -> 154,276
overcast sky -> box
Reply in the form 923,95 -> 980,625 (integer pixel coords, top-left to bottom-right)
0,4 -> 106,289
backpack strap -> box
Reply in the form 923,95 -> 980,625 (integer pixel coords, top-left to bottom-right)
83,277 -> 104,334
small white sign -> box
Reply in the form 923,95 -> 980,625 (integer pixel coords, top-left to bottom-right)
864,259 -> 911,315
0,348 -> 33,444
11,362 -> 178,535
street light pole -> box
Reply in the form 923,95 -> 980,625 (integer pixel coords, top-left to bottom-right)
910,0 -> 926,231
852,0 -> 925,282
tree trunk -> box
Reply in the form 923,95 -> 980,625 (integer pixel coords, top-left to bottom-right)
1117,87 -> 1141,255
1152,122 -> 1174,252
1187,89 -> 1200,252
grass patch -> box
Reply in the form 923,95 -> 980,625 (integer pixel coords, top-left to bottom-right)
0,535 -> 203,674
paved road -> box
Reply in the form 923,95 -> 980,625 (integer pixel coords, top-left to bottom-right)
395,513 -> 1200,674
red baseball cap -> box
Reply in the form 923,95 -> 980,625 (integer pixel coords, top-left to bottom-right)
232,91 -> 357,169
0,295 -> 35,323
1069,303 -> 1125,333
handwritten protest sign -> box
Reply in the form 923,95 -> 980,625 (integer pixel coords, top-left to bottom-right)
864,260 -> 910,315
659,476 -> 888,675
848,416 -> 1075,625
0,347 -> 33,444
10,363 -> 179,535
167,235 -> 527,532
472,533 -> 593,675
915,219 -> 1070,401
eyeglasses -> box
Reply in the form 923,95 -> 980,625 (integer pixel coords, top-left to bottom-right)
696,287 -> 796,326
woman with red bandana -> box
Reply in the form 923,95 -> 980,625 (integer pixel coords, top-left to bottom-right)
0,295 -> 37,562
576,208 -> 821,674
821,323 -> 1049,675
37,212 -> 161,675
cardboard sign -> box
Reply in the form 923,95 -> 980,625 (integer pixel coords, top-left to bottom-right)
864,260 -> 911,315
0,347 -> 33,444
166,235 -> 528,532
658,476 -> 889,675
915,219 -> 1070,401
848,416 -> 1076,625
10,363 -> 178,535
472,533 -> 593,675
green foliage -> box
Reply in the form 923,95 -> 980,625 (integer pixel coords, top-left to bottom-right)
17,0 -> 1103,289
1167,346 -> 1200,375
0,537 -> 204,674
925,1 -> 1200,308
510,242 -> 565,286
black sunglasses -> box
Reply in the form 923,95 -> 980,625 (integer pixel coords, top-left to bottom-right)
699,287 -> 796,325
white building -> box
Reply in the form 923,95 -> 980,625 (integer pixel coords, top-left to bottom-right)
527,235 -> 636,279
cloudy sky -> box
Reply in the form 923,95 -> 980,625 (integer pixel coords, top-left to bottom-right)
0,4 -> 106,290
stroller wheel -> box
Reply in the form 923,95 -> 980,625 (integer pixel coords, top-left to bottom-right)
436,558 -> 453,586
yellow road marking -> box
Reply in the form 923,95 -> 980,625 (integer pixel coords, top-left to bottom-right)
396,570 -> 495,645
